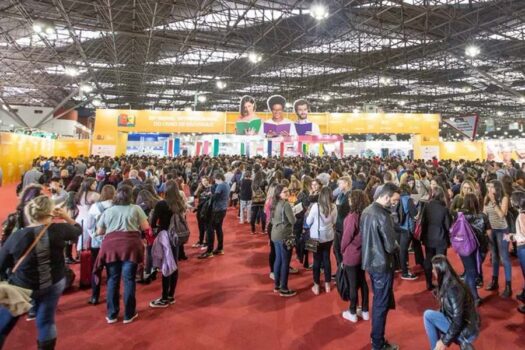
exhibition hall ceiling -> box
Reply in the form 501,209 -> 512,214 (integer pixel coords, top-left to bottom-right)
0,0 -> 524,123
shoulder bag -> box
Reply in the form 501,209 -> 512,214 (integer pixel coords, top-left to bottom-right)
12,223 -> 51,273
305,204 -> 320,253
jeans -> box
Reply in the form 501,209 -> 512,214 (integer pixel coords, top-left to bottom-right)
369,271 -> 395,350
91,247 -> 101,300
518,246 -> 525,291
345,265 -> 369,314
0,278 -> 66,346
267,223 -> 275,273
313,241 -> 333,284
207,210 -> 226,253
333,230 -> 343,266
250,205 -> 266,233
490,228 -> 512,282
273,240 -> 292,290
400,229 -> 424,274
460,249 -> 480,300
106,261 -> 138,320
240,200 -> 252,223
424,246 -> 447,288
423,310 -> 477,350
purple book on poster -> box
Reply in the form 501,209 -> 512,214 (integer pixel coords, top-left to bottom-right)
294,123 -> 312,136
263,122 -> 290,135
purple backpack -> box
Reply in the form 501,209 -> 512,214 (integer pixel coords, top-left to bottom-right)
450,212 -> 478,257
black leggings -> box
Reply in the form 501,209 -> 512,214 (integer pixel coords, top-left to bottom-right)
313,241 -> 332,284
424,246 -> 447,288
162,245 -> 179,300
344,265 -> 369,313
399,229 -> 424,274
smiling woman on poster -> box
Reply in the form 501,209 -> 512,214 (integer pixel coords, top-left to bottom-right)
235,95 -> 262,135
263,95 -> 297,137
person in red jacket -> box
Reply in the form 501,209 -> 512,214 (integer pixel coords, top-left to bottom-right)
340,189 -> 370,323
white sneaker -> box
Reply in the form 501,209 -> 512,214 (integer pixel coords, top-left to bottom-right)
342,311 -> 358,323
312,284 -> 320,295
269,272 -> 275,280
361,311 -> 370,321
123,313 -> 138,324
325,282 -> 331,293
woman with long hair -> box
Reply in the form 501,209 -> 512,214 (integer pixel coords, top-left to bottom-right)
306,187 -> 337,295
265,183 -> 278,280
423,255 -> 480,350
483,179 -> 512,297
148,180 -> 186,308
270,185 -> 297,297
94,185 -> 150,324
294,176 -> 312,269
421,186 -> 451,291
507,191 -> 525,313
193,176 -> 213,248
0,196 -> 81,349
136,189 -> 161,283
341,190 -> 370,323
456,193 -> 490,306
250,170 -> 268,234
450,180 -> 478,214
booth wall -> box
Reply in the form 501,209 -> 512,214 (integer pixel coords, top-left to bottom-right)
439,141 -> 486,161
0,133 -> 90,184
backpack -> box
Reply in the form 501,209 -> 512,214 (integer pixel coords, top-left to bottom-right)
1,212 -> 20,244
252,187 -> 266,205
450,212 -> 478,257
168,213 -> 191,246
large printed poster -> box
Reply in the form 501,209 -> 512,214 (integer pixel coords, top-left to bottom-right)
485,139 -> 525,162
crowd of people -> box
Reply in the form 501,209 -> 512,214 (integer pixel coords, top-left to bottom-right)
1,153 -> 525,350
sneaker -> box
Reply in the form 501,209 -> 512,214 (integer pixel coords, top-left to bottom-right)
269,272 -> 275,280
105,316 -> 118,324
149,298 -> 169,308
123,313 -> 138,324
312,284 -> 320,295
279,289 -> 297,297
401,272 -> 418,281
289,267 -> 299,274
167,297 -> 176,305
476,279 -> 483,289
200,245 -> 208,251
305,264 -> 313,271
192,242 -> 202,248
381,342 -> 399,350
26,314 -> 36,322
212,249 -> 225,256
325,282 -> 331,293
198,252 -> 214,259
342,311 -> 358,323
361,311 -> 370,321
273,287 -> 281,293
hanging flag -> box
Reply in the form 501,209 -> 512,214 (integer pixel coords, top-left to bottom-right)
444,114 -> 479,140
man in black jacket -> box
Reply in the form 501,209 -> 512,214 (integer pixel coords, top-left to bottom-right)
361,183 -> 400,350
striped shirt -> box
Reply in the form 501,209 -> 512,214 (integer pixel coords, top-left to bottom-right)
484,201 -> 508,229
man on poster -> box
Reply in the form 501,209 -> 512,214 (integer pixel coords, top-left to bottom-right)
293,99 -> 321,136
263,95 -> 297,137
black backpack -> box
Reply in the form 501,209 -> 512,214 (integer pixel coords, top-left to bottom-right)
198,197 -> 213,221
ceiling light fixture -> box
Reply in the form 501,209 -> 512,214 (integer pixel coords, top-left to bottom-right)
44,26 -> 55,36
322,95 -> 331,101
463,86 -> 472,93
184,106 -> 192,112
465,45 -> 480,58
379,76 -> 392,85
352,108 -> 360,113
197,95 -> 207,103
65,67 -> 79,76
310,4 -> 329,20
216,81 -> 227,89
519,96 -> 525,103
92,99 -> 101,107
398,100 -> 406,107
247,52 -> 262,63
496,111 -> 503,117
454,106 -> 461,112
33,23 -> 43,33
80,84 -> 93,93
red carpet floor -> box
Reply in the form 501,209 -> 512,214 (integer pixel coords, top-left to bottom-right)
0,183 -> 523,350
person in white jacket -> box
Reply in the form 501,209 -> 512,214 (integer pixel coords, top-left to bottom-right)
306,186 -> 337,295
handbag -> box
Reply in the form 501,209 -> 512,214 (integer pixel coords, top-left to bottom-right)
12,223 -> 51,273
305,204 -> 321,253
336,263 -> 350,301
413,219 -> 422,241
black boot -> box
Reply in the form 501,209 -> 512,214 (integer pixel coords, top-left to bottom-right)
37,338 -> 56,350
502,281 -> 512,298
516,289 -> 525,303
485,276 -> 499,291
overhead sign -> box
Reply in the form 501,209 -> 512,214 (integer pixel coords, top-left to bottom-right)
445,114 -> 479,140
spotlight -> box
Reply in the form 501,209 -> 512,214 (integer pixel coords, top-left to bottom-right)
322,95 -> 331,101
496,111 -> 503,117
463,86 -> 472,93
33,23 -> 43,33
465,45 -> 480,57
398,100 -> 406,107
92,99 -> 101,107
45,26 -> 55,36
248,52 -> 262,63
519,96 -> 525,103
197,95 -> 207,103
65,67 -> 79,76
80,84 -> 93,93
216,81 -> 227,89
310,4 -> 329,20
454,106 -> 461,112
